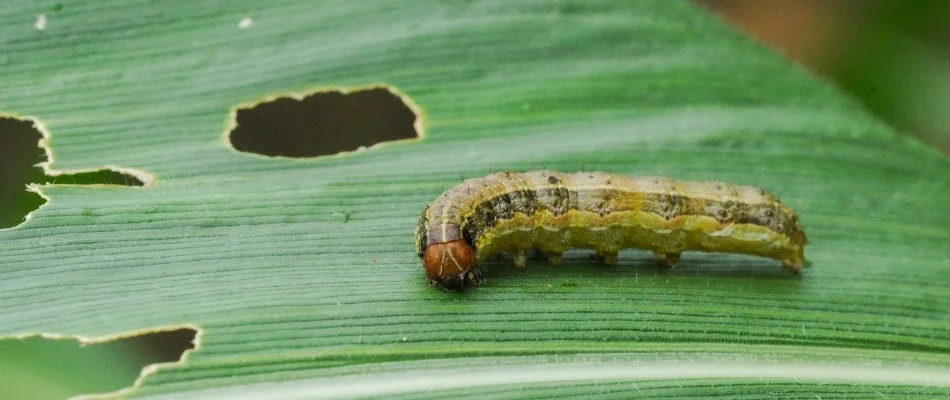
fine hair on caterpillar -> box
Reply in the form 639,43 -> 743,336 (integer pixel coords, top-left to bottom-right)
415,171 -> 808,291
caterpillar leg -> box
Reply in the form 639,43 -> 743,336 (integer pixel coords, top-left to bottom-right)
783,254 -> 805,272
469,267 -> 486,286
528,249 -> 547,260
512,250 -> 528,269
655,252 -> 680,268
595,251 -> 618,266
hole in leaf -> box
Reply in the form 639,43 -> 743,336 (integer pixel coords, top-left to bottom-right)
0,327 -> 197,400
45,169 -> 145,186
0,118 -> 46,229
228,86 -> 422,158
0,116 -> 146,229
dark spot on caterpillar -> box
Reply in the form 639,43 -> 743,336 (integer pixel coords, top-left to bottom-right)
605,179 -> 612,185
722,200 -> 737,216
669,193 -> 685,216
642,192 -> 667,218
494,193 -> 514,220
736,203 -> 772,226
548,175 -> 560,184
462,225 -> 477,247
509,188 -> 539,218
718,209 -> 729,220
595,199 -> 610,217
548,187 -> 572,216
657,195 -> 675,221
473,206 -> 497,230
466,190 -> 538,232
416,215 -> 428,258
522,189 -> 539,213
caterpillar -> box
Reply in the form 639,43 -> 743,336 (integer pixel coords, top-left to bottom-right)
415,171 -> 808,291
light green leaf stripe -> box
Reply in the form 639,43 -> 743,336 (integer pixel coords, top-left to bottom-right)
142,360 -> 950,400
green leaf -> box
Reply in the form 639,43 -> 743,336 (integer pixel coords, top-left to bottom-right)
2,1 -> 948,398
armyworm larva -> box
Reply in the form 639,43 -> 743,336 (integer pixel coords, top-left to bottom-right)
416,171 -> 807,291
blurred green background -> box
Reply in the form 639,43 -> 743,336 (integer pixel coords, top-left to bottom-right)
0,331 -> 195,400
701,0 -> 950,153
1,1 -> 947,398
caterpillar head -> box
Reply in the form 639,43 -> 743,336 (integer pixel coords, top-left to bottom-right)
423,240 -> 481,291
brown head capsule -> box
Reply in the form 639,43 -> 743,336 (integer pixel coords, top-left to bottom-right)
422,240 -> 481,291
416,223 -> 482,291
